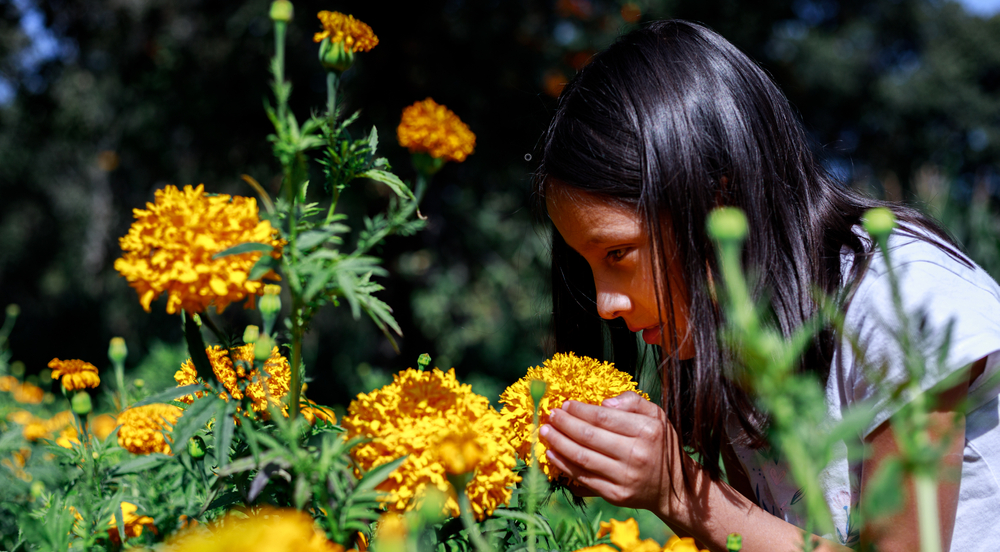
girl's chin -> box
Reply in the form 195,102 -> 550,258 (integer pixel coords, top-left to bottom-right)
641,326 -> 696,359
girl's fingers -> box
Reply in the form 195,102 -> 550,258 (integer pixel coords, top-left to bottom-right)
559,395 -> 663,437
547,407 -> 637,461
544,448 -> 618,498
600,391 -> 662,417
540,422 -> 622,477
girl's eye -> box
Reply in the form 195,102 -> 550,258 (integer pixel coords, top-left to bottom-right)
606,248 -> 629,262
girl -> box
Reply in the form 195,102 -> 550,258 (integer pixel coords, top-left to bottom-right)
534,20 -> 1000,551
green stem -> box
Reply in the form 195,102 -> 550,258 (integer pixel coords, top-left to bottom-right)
459,490 -> 493,552
414,173 -> 429,205
326,71 -> 338,125
289,297 -> 303,420
527,407 -> 540,552
274,20 -> 287,120
915,474 -> 941,552
113,360 -> 126,410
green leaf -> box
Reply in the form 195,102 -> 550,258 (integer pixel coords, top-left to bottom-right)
130,384 -> 203,407
303,265 -> 337,303
184,313 -> 214,384
295,230 -> 338,252
862,457 -> 905,516
109,453 -> 172,475
212,242 -> 275,259
249,255 -> 279,281
354,456 -> 407,494
492,510 -> 557,539
361,169 -> 415,200
368,125 -> 379,153
171,395 -> 219,457
214,399 -> 236,470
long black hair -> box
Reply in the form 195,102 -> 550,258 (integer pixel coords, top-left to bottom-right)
534,20 -> 963,481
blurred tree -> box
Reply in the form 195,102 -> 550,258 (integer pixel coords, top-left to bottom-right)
0,0 -> 997,407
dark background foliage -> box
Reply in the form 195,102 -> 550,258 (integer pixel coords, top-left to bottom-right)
1,0 -> 998,407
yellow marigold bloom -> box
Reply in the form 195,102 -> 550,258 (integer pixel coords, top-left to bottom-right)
48,358 -> 101,391
114,184 -> 282,314
499,352 -> 649,481
90,413 -> 119,441
12,381 -> 44,404
7,409 -> 35,425
397,98 -> 476,163
117,403 -> 182,455
301,399 -> 336,425
106,501 -> 156,543
342,367 -> 520,520
436,430 -> 484,475
56,425 -> 80,449
573,518 -> 681,552
174,344 -> 291,415
16,410 -> 73,442
2,448 -> 32,482
664,535 -> 708,552
161,507 -> 346,552
0,375 -> 17,391
313,11 -> 378,52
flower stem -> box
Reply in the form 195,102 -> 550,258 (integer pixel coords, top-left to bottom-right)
915,474 -> 941,552
326,71 -> 338,125
458,489 -> 493,552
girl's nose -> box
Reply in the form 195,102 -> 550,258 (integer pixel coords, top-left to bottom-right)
595,288 -> 630,320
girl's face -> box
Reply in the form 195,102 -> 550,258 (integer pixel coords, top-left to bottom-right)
547,184 -> 695,360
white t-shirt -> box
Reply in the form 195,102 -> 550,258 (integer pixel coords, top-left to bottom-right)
729,226 -> 1000,549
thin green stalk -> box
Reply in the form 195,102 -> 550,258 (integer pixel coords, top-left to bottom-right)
915,475 -> 941,552
289,297 -> 303,420
527,406 -> 540,552
458,491 -> 493,552
326,72 -> 338,125
274,20 -> 287,120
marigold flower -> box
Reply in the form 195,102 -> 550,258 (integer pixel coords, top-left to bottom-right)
107,501 -> 156,543
313,11 -> 378,52
117,403 -> 182,455
664,535 -> 708,552
161,507 -> 346,552
114,184 -> 282,315
2,448 -> 32,482
499,352 -> 649,481
301,400 -> 336,425
15,410 -> 74,442
573,518 -> 690,552
174,344 -> 291,415
48,358 -> 100,391
397,98 -> 476,163
12,381 -> 44,404
90,413 -> 119,441
436,430 -> 484,475
342,367 -> 520,520
0,375 -> 17,391
55,425 -> 80,449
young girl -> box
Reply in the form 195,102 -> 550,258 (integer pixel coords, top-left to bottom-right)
534,20 -> 1000,551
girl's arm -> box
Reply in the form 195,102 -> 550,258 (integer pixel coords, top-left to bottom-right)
542,362 -> 980,552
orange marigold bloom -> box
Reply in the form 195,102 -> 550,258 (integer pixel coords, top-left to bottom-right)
0,375 -> 17,391
397,98 -> 476,163
161,507 -> 346,552
56,425 -> 80,449
301,400 -> 336,425
313,11 -> 378,52
89,413 -> 119,441
174,344 -> 291,415
48,358 -> 101,391
107,501 -> 156,543
11,381 -> 44,404
500,352 -> 649,482
342,367 -> 519,520
114,184 -> 282,314
15,410 -> 73,442
117,403 -> 182,455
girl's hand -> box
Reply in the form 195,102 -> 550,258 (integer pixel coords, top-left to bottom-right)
540,391 -> 685,512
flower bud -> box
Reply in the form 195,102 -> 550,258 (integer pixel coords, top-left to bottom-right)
529,379 -> 547,410
133,379 -> 144,389
5,304 -> 19,319
243,325 -> 260,344
30,481 -> 44,498
269,0 -> 293,22
108,337 -> 128,366
706,207 -> 748,242
727,533 -> 743,551
255,333 -> 277,362
417,353 -> 431,371
318,37 -> 355,73
862,207 -> 896,240
187,435 -> 207,459
259,285 -> 282,336
71,391 -> 92,416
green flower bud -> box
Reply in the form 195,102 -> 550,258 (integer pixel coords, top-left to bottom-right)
255,333 -> 277,362
10,361 -> 24,377
706,207 -> 748,242
259,285 -> 282,336
726,533 -> 743,551
529,379 -> 547,410
269,0 -> 293,22
133,379 -> 145,389
412,152 -> 446,177
243,325 -> 260,344
417,353 -> 432,370
71,391 -> 92,416
318,37 -> 355,73
108,337 -> 128,366
862,207 -> 896,240
30,481 -> 44,498
187,435 -> 207,459
5,304 -> 19,319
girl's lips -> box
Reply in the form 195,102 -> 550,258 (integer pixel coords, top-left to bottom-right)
641,325 -> 662,345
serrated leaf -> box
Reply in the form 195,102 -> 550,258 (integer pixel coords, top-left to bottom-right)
130,384 -> 203,407
212,242 -> 275,259
109,453 -> 172,475
368,125 -> 379,152
295,230 -> 336,252
171,395 -> 219,456
360,169 -> 415,200
354,456 -> 407,494
184,314 -> 214,383
214,399 -> 236,470
304,265 -> 337,303
249,255 -> 279,281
